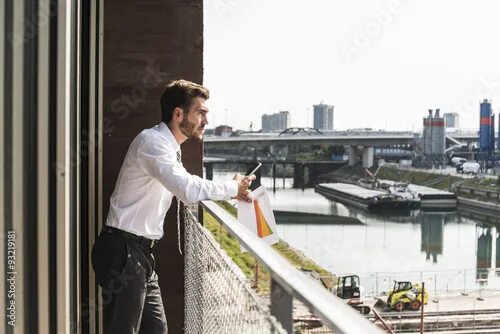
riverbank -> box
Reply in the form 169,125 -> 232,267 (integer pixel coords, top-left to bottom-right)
203,201 -> 336,293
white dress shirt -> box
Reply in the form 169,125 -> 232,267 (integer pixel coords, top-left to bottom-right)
106,122 -> 238,239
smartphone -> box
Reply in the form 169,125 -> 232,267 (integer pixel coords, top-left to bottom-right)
247,162 -> 262,176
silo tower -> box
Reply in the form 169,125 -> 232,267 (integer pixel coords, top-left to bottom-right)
422,108 -> 446,167
479,99 -> 495,170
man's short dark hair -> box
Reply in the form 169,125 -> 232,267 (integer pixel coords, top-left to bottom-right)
160,80 -> 210,124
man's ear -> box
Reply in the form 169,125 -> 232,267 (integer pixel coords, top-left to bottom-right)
174,107 -> 184,122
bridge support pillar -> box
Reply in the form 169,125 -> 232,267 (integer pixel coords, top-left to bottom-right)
362,146 -> 374,168
205,163 -> 213,180
348,146 -> 374,167
348,146 -> 360,166
293,163 -> 304,189
272,162 -> 277,193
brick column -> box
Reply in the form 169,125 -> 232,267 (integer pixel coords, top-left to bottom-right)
103,1 -> 203,332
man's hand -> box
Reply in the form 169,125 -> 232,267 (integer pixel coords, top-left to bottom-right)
232,174 -> 256,203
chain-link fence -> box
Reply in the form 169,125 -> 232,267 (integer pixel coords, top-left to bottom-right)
184,208 -> 286,334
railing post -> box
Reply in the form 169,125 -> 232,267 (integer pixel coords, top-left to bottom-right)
271,278 -> 293,333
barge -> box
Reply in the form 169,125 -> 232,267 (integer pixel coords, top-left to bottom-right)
407,184 -> 457,209
315,183 -> 415,211
357,179 -> 420,209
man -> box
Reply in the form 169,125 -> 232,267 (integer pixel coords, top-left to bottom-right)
91,80 -> 254,333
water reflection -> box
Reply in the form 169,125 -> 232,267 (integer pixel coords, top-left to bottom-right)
475,225 -> 500,287
477,226 -> 492,270
269,189 -> 475,272
420,213 -> 445,263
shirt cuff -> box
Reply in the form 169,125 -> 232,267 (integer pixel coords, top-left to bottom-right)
225,180 -> 238,198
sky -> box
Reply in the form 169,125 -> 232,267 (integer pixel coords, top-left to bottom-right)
203,0 -> 500,132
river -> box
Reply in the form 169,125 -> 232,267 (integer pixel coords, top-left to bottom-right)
211,170 -> 500,296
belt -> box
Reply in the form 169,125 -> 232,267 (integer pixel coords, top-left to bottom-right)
102,225 -> 159,250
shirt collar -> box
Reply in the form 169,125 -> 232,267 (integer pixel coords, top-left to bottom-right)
158,122 -> 181,152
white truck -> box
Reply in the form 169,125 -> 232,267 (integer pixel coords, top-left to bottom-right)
451,157 -> 467,166
456,162 -> 480,174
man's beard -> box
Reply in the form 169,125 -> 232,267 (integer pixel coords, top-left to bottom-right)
179,118 -> 203,140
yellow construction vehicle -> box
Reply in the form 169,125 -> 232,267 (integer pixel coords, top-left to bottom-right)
386,281 -> 428,311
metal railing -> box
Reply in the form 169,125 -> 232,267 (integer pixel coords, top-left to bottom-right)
457,185 -> 500,200
184,200 -> 383,334
184,206 -> 286,334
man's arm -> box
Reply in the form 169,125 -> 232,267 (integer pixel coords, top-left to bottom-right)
137,137 -> 253,203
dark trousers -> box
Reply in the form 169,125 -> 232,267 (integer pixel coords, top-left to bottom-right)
91,229 -> 168,334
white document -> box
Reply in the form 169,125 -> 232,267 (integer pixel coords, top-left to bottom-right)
237,186 -> 279,251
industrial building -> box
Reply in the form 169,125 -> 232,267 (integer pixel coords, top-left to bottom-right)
477,99 -> 496,168
261,111 -> 291,132
215,125 -> 233,137
443,112 -> 459,129
479,99 -> 495,152
313,102 -> 334,130
421,109 -> 446,167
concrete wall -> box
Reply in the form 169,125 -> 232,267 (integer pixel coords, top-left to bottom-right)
103,1 -> 204,332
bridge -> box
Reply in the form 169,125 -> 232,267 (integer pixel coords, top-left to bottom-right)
205,130 -> 485,167
204,132 -> 415,147
204,131 -> 415,168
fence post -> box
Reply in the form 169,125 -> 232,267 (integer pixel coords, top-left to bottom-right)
420,282 -> 425,334
432,274 -> 438,303
473,300 -> 476,333
271,278 -> 293,333
477,277 -> 485,302
435,294 -> 439,331
462,269 -> 468,296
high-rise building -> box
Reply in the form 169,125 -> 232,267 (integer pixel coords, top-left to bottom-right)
313,102 -> 334,130
261,111 -> 291,132
443,112 -> 459,129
